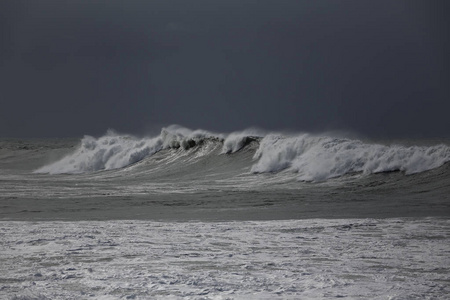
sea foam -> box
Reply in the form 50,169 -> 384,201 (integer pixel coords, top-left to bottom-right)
252,134 -> 450,181
35,126 -> 450,181
35,126 -> 222,174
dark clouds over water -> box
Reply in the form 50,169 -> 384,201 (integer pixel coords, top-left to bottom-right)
1,1 -> 449,138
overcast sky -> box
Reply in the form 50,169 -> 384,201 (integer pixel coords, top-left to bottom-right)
1,0 -> 449,138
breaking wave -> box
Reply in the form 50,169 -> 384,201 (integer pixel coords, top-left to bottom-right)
35,125 -> 223,174
252,134 -> 450,181
35,125 -> 450,182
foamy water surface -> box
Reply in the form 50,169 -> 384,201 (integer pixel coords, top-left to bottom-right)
1,219 -> 449,299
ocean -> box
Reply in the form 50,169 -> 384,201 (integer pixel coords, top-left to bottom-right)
1,125 -> 449,299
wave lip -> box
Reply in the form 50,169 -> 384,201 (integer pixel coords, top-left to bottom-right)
222,128 -> 264,154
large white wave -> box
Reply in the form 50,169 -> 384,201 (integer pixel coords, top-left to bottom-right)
252,134 -> 450,181
35,126 -> 450,180
35,126 -> 224,174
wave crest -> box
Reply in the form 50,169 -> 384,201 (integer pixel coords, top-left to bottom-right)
252,134 -> 450,181
222,129 -> 264,154
35,126 -> 450,181
35,130 -> 162,174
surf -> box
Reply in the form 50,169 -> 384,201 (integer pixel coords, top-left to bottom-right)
33,125 -> 450,182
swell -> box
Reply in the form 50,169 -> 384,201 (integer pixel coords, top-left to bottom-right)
33,125 -> 450,183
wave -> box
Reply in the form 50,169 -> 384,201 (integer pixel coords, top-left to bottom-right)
35,125 -> 221,174
252,134 -> 450,181
35,125 -> 450,181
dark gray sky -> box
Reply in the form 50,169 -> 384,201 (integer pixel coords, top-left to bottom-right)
1,0 -> 449,138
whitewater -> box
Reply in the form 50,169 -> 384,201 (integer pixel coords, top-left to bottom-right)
1,125 -> 450,299
34,125 -> 450,181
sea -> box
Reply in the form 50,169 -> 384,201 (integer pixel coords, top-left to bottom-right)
1,125 -> 449,299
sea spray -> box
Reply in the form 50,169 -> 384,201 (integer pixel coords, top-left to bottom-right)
35,130 -> 163,174
35,126 -> 450,181
222,128 -> 264,154
252,134 -> 450,181
34,126 -> 225,174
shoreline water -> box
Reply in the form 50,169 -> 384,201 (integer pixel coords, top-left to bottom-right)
2,218 -> 449,299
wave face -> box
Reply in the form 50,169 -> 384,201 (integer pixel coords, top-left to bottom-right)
34,125 -> 450,182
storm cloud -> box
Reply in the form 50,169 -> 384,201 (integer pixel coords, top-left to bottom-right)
1,0 -> 449,138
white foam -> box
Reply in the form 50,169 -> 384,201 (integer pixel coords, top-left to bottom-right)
252,134 -> 450,181
221,128 -> 264,154
34,130 -> 162,174
35,126 -> 450,180
34,126 -> 223,174
2,219 -> 449,299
